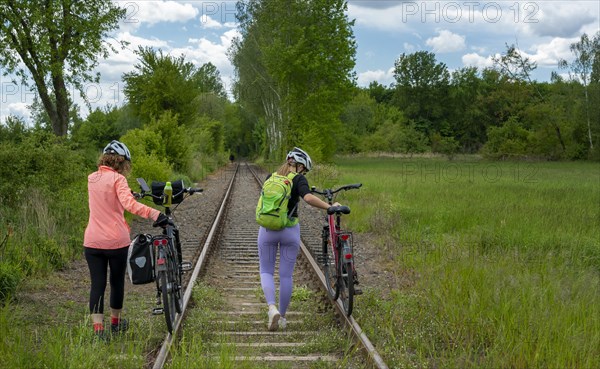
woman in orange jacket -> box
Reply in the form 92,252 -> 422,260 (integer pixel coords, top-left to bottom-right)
83,140 -> 168,340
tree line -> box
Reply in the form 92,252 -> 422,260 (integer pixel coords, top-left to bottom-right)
0,0 -> 598,300
341,36 -> 600,161
229,0 -> 599,161
1,0 -> 598,164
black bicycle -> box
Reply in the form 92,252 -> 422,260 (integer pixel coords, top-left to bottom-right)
134,178 -> 202,333
312,183 -> 362,316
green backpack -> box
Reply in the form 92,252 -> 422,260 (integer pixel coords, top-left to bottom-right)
256,172 -> 299,230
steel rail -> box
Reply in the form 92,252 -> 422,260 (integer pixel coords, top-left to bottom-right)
152,163 -> 239,369
246,163 -> 389,369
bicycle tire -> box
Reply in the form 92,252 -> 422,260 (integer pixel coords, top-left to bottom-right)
322,237 -> 340,300
158,269 -> 175,333
167,246 -> 183,326
171,249 -> 183,315
172,230 -> 184,314
338,241 -> 354,316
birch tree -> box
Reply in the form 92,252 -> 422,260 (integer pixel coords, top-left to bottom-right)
559,32 -> 600,150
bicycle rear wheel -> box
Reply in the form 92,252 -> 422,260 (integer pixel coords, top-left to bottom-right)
158,269 -> 175,333
160,251 -> 180,334
322,238 -> 340,300
338,243 -> 354,316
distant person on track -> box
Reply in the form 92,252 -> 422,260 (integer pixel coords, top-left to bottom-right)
257,147 -> 341,331
84,140 -> 169,340
229,153 -> 235,163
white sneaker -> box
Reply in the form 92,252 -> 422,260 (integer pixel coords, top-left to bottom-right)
268,306 -> 280,331
279,317 -> 287,330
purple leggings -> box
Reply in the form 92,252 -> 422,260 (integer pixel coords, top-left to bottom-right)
257,224 -> 300,317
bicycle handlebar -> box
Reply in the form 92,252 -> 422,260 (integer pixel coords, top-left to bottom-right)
311,183 -> 362,196
132,187 -> 203,201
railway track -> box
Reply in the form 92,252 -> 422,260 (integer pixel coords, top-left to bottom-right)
148,163 -> 387,369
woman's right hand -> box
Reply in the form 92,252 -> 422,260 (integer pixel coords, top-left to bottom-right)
153,213 -> 170,228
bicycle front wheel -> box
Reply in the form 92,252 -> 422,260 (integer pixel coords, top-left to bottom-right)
338,247 -> 354,316
322,239 -> 340,300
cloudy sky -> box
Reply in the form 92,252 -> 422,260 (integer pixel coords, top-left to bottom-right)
1,0 -> 599,123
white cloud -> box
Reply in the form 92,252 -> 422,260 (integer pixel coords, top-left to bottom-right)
526,37 -> 579,67
347,3 -> 410,32
426,30 -> 466,53
198,15 -> 237,29
403,43 -> 416,52
349,0 -> 598,42
96,32 -> 170,81
462,35 -> 582,71
462,53 -> 495,69
525,3 -> 597,37
357,67 -> 395,87
483,37 -> 579,70
172,29 -> 241,83
471,46 -> 487,54
5,102 -> 30,120
200,15 -> 223,29
350,1 -> 400,10
117,1 -> 199,27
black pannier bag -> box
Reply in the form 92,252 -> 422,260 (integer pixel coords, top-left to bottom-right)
151,180 -> 185,205
127,234 -> 155,284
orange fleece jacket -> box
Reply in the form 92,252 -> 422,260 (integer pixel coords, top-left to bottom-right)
84,166 -> 160,249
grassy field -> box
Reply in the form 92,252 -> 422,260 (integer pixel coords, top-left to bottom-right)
1,157 -> 597,368
312,157 -> 599,368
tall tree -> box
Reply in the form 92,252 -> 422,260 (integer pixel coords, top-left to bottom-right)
194,62 -> 228,98
393,51 -> 450,136
0,0 -> 126,136
559,32 -> 600,150
230,0 -> 356,161
367,81 -> 393,105
123,47 -> 203,126
494,43 -> 566,151
123,48 -> 230,129
230,1 -> 285,158
449,67 -> 486,152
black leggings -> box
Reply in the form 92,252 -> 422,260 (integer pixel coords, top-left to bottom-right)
84,246 -> 129,314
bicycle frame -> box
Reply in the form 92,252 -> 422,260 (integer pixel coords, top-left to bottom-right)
326,207 -> 351,273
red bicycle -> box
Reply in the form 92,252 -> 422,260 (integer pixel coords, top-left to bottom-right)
312,183 -> 362,316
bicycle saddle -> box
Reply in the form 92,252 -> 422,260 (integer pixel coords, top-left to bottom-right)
327,205 -> 351,215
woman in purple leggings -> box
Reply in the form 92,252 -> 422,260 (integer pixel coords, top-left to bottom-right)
258,148 -> 340,331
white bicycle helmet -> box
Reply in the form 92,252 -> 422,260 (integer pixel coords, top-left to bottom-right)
103,140 -> 131,161
286,147 -> 313,172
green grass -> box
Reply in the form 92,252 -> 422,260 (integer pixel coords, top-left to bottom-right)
310,157 -> 600,369
0,303 -> 161,369
2,157 -> 596,368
